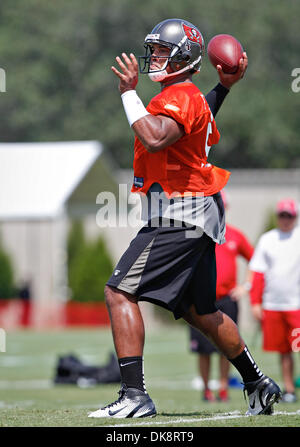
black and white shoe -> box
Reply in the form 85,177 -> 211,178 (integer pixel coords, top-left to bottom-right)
244,376 -> 282,415
88,384 -> 157,418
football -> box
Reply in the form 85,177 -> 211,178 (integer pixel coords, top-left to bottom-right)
207,34 -> 243,74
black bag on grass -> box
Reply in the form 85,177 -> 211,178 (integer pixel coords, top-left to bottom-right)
53,352 -> 121,387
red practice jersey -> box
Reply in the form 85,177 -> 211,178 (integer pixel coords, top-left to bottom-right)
132,82 -> 230,197
216,224 -> 254,300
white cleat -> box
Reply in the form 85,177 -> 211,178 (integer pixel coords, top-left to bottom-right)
88,384 -> 157,418
244,376 -> 282,415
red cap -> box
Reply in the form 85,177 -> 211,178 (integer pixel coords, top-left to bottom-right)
276,199 -> 298,217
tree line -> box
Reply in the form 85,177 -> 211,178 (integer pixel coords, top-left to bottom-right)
0,0 -> 299,169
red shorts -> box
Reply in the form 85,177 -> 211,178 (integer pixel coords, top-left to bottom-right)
262,309 -> 300,353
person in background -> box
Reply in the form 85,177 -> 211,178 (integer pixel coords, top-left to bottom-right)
250,198 -> 300,403
190,190 -> 254,401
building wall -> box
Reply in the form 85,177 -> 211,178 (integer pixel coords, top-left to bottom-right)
0,217 -> 68,328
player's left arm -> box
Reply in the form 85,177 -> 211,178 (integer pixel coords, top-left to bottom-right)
111,52 -> 184,153
205,52 -> 248,117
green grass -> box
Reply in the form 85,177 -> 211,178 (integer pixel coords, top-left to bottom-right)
0,326 -> 299,427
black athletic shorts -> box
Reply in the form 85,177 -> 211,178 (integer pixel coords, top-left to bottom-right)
106,222 -> 218,320
189,295 -> 239,354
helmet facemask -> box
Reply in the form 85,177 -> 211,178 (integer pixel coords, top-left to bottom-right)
139,39 -> 201,82
138,41 -> 173,82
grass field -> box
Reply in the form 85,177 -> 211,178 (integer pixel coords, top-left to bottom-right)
0,326 -> 300,428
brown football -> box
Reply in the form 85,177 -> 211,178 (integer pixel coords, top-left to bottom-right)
207,34 -> 243,74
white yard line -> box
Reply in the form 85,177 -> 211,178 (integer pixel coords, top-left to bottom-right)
107,411 -> 247,427
107,410 -> 300,427
273,411 -> 300,416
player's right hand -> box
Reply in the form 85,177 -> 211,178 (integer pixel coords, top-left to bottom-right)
111,53 -> 138,94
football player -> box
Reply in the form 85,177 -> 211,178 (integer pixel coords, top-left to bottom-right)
89,18 -> 281,418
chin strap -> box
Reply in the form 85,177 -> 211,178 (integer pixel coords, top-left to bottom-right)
148,55 -> 202,82
148,69 -> 169,82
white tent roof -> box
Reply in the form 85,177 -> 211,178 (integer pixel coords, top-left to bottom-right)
0,141 -> 102,219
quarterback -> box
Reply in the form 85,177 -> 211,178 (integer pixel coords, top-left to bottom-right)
89,19 -> 281,418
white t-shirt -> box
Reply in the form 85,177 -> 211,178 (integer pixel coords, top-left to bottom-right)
249,226 -> 300,311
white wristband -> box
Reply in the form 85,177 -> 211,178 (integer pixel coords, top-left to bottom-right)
121,90 -> 150,127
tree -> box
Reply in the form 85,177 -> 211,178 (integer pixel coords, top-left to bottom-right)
67,221 -> 113,302
0,0 -> 299,169
0,242 -> 15,299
